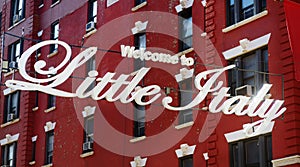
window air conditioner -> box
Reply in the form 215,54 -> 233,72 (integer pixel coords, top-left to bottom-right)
13,15 -> 19,23
9,61 -> 18,69
8,113 -> 15,121
86,21 -> 95,32
235,85 -> 254,97
82,141 -> 93,151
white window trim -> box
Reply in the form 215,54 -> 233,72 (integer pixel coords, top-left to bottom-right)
3,87 -> 17,96
175,121 -> 194,130
175,143 -> 196,158
129,136 -> 146,143
32,136 -> 38,142
131,21 -> 148,35
224,121 -> 274,143
82,106 -> 96,118
131,1 -> 147,12
175,0 -> 194,13
107,0 -> 119,7
272,155 -> 300,167
0,133 -> 20,146
222,33 -> 271,60
44,121 -> 56,132
222,10 -> 268,33
175,68 -> 194,82
130,156 -> 147,167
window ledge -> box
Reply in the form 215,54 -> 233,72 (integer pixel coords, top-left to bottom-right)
272,155 -> 300,167
47,51 -> 58,58
131,1 -> 147,12
8,18 -> 26,31
174,48 -> 194,57
44,106 -> 56,113
80,151 -> 94,158
222,10 -> 268,33
29,161 -> 36,165
41,163 -> 53,167
129,136 -> 146,143
50,1 -> 60,8
175,121 -> 194,130
1,119 -> 20,128
84,29 -> 97,39
32,107 -> 39,111
39,4 -> 44,8
4,70 -> 19,77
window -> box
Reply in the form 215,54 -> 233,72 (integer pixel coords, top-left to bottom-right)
135,0 -> 146,6
50,21 -> 59,53
88,0 -> 97,23
230,135 -> 272,167
179,155 -> 193,167
178,78 -> 193,125
228,47 -> 268,96
133,33 -> 146,138
3,91 -> 20,123
45,130 -> 54,165
47,93 -> 56,109
226,0 -> 266,26
8,40 -> 23,70
10,0 -> 25,26
83,116 -> 94,152
52,0 -> 59,5
39,0 -> 44,7
179,7 -> 192,51
1,142 -> 17,167
31,140 -> 36,162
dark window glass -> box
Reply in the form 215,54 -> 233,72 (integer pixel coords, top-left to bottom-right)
228,47 -> 268,96
39,0 -> 44,6
31,141 -> 36,162
3,91 -> 20,123
1,142 -> 17,167
8,40 -> 23,70
226,0 -> 266,26
83,116 -> 94,153
230,135 -> 272,167
179,7 -> 192,51
50,21 -> 59,53
10,0 -> 25,26
180,156 -> 193,167
88,0 -> 97,23
45,130 -> 54,164
178,78 -> 193,124
135,0 -> 146,6
52,0 -> 59,4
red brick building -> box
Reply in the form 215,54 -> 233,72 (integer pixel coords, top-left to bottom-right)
0,0 -> 299,167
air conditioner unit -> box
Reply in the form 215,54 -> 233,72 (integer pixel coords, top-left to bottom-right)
9,61 -> 18,69
235,85 -> 254,97
8,113 -> 15,121
82,141 -> 93,151
13,15 -> 19,23
86,21 -> 95,32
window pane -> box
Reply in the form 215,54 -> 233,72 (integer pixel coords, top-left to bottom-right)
139,34 -> 146,49
245,139 -> 259,165
242,53 -> 256,85
93,1 -> 97,23
181,157 -> 193,167
241,0 -> 254,19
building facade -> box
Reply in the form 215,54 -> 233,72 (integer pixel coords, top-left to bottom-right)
0,0 -> 299,167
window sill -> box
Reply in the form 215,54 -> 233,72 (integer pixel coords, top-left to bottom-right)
129,136 -> 146,143
131,1 -> 147,12
29,161 -> 36,165
4,69 -> 18,77
47,51 -> 58,58
174,48 -> 194,57
44,106 -> 56,113
50,1 -> 60,8
84,29 -> 97,39
222,10 -> 268,33
41,163 -> 53,167
8,18 -> 26,31
32,107 -> 39,111
272,155 -> 300,167
1,119 -> 20,128
175,121 -> 194,130
39,4 -> 44,8
80,151 -> 94,158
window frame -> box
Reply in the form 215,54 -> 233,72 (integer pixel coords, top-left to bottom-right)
10,0 -> 25,26
88,0 -> 98,23
178,78 -> 193,125
8,39 -> 23,70
3,91 -> 20,123
178,7 -> 192,52
45,130 -> 54,165
50,21 -> 59,53
229,134 -> 272,167
31,140 -> 36,162
179,155 -> 193,167
83,115 -> 94,143
1,142 -> 17,167
228,47 -> 269,96
226,0 -> 267,26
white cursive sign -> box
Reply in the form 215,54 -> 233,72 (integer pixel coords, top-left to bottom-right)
5,40 -> 286,137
